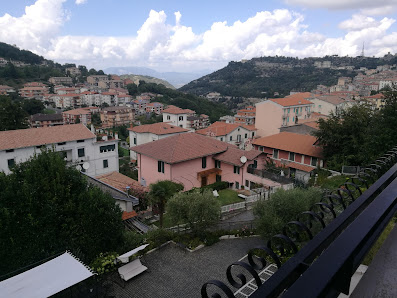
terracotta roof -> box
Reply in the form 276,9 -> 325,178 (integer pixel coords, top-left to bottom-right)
214,148 -> 264,166
63,108 -> 91,115
96,171 -> 149,193
132,133 -> 234,164
302,121 -> 320,129
129,123 -> 188,135
122,210 -> 138,221
253,132 -> 322,158
269,92 -> 313,107
196,121 -> 256,137
163,106 -> 195,115
0,124 -> 95,151
367,94 -> 385,99
315,95 -> 348,105
287,161 -> 316,172
31,113 -> 63,122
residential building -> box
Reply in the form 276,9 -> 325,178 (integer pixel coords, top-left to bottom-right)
30,113 -> 63,128
65,67 -> 81,77
117,94 -> 133,106
132,133 -> 286,191
196,121 -> 257,149
63,107 -> 99,125
87,75 -> 109,86
187,114 -> 210,130
0,124 -> 119,176
252,132 -> 323,183
128,123 -> 189,160
56,87 -> 81,95
133,99 -> 150,115
98,80 -> 125,89
0,85 -> 15,95
162,106 -> 196,129
100,107 -> 135,128
53,93 -> 82,108
19,86 -> 49,99
255,92 -> 314,137
48,77 -> 73,86
219,115 -> 235,123
309,95 -> 355,116
234,106 -> 256,125
145,102 -> 164,114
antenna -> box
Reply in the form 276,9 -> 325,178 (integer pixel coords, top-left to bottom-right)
361,42 -> 365,57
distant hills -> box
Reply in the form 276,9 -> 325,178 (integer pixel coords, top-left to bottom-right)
104,66 -> 210,88
180,55 -> 397,98
119,74 -> 175,90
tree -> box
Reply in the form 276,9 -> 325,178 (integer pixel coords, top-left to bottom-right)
166,189 -> 220,235
254,188 -> 323,240
0,150 -> 124,275
127,83 -> 138,96
22,99 -> 45,115
0,96 -> 29,130
148,180 -> 183,227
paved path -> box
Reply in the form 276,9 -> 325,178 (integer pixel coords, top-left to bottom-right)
109,237 -> 265,298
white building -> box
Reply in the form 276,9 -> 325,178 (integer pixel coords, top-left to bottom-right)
309,95 -> 355,116
162,106 -> 195,129
128,123 -> 189,160
0,124 -> 119,177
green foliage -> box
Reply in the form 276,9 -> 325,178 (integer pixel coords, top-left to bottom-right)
91,112 -> 102,126
216,189 -> 244,206
166,189 -> 221,235
118,231 -> 145,255
0,150 -> 124,276
253,188 -> 323,240
0,95 -> 29,130
0,42 -> 45,64
136,113 -> 163,125
202,181 -> 229,191
149,180 -> 184,228
145,229 -> 174,248
90,252 -> 119,275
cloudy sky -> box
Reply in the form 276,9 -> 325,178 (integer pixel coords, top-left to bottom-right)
1,0 -> 397,73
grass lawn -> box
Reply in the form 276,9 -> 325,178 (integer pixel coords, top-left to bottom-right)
217,189 -> 244,206
43,109 -> 55,114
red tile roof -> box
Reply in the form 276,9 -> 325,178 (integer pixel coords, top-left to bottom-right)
122,210 -> 138,220
253,132 -> 322,158
96,171 -> 149,193
63,108 -> 91,115
287,161 -> 316,172
129,123 -> 189,135
0,124 -> 95,151
214,148 -> 264,166
163,106 -> 195,115
196,121 -> 256,137
269,92 -> 313,107
132,133 -> 234,164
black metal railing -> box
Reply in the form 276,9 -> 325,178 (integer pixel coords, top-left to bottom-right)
201,147 -> 397,298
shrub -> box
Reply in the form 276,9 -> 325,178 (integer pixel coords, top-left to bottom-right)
203,181 -> 229,191
90,252 -> 119,275
145,229 -> 174,248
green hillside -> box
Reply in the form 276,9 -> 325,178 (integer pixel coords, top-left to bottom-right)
120,74 -> 175,89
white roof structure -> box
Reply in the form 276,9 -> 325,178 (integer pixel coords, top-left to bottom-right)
117,244 -> 149,264
0,252 -> 94,298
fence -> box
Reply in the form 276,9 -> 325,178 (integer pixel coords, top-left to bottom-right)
247,167 -> 294,184
221,202 -> 245,213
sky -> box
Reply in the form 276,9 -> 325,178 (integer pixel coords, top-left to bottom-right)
1,0 -> 397,73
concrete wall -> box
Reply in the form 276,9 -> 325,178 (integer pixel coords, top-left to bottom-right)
163,113 -> 189,128
255,101 -> 283,137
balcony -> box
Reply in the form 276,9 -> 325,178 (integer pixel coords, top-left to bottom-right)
202,148 -> 397,298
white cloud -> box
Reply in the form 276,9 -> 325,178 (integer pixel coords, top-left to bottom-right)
284,0 -> 397,10
2,1 -> 397,72
75,0 -> 87,5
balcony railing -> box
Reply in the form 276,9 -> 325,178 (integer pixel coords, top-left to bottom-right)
247,167 -> 293,185
202,147 -> 397,298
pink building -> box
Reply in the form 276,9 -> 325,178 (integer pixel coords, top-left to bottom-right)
132,133 -> 284,190
255,92 -> 314,137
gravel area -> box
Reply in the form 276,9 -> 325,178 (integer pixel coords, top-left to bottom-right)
109,237 -> 265,298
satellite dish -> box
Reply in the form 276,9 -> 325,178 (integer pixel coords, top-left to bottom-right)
75,165 -> 82,171
240,156 -> 247,163
82,162 -> 90,170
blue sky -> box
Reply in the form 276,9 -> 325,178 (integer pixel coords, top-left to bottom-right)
1,0 -> 397,72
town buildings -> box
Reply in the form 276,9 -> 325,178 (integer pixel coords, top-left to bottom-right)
309,95 -> 355,115
255,93 -> 314,137
0,85 -> 16,96
234,106 -> 256,125
0,124 -> 119,176
132,133 -> 288,191
100,106 -> 135,128
62,107 -> 99,125
162,106 -> 196,128
48,77 -> 73,86
128,123 -> 189,160
30,113 -> 63,128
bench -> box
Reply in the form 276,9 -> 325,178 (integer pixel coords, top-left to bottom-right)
118,258 -> 147,281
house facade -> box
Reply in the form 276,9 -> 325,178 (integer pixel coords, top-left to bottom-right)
100,107 -> 135,128
162,106 -> 195,129
255,93 -> 314,137
48,77 -> 73,85
252,132 -> 324,183
0,124 -> 119,177
132,133 -> 288,191
309,95 -> 355,116
62,107 -> 99,125
128,123 -> 189,160
30,113 -> 64,128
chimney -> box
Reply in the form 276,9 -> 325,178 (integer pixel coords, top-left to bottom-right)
90,124 -> 95,133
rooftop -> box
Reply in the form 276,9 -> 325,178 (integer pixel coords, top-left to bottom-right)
196,121 -> 256,137
95,171 -> 148,194
267,92 -> 313,107
253,132 -> 323,158
214,147 -> 264,166
163,106 -> 195,115
129,123 -> 189,135
30,113 -> 63,122
132,133 -> 233,164
0,124 -> 95,151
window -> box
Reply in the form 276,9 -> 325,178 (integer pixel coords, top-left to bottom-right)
133,137 -> 137,145
103,159 -> 109,168
58,142 -> 66,145
5,149 -> 14,153
289,152 -> 295,161
167,115 -> 170,120
78,148 -> 85,157
273,149 -> 279,159
7,159 -> 15,169
216,175 -> 221,182
215,160 -> 221,168
252,132 -> 255,137
202,156 -> 207,169
220,137 -> 223,141
287,117 -> 289,123
245,133 -> 248,138
158,161 -> 165,173
236,182 -> 240,189
311,157 -> 318,166
245,180 -> 249,187
253,160 -> 258,168
259,146 -> 264,152
77,139 -> 85,143
100,144 -> 116,153
234,166 -> 240,174
179,116 -> 183,121
230,136 -> 232,141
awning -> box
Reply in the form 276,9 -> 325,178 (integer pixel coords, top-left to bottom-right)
117,244 -> 149,264
0,252 -> 94,298
197,168 -> 222,178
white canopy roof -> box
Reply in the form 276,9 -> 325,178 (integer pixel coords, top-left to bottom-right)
117,244 -> 149,263
0,252 -> 94,298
